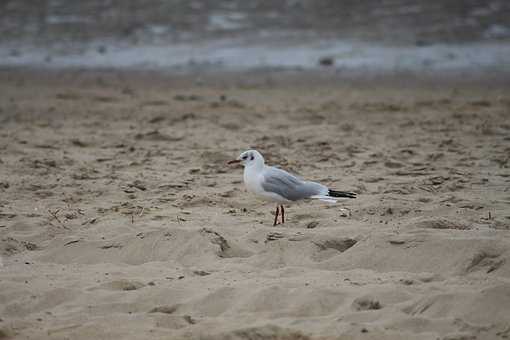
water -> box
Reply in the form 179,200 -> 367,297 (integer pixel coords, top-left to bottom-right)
1,0 -> 509,73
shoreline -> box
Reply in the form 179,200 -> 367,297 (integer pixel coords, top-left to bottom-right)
1,39 -> 509,75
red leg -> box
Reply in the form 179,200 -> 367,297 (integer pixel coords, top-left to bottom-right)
273,205 -> 280,226
280,205 -> 285,224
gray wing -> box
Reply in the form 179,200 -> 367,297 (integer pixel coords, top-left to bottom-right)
261,167 -> 326,201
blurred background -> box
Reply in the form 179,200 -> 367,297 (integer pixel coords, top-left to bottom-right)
1,0 -> 509,72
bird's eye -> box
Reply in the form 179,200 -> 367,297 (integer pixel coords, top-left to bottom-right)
250,154 -> 254,160
242,155 -> 248,160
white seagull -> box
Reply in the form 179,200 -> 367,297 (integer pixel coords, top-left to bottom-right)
228,149 -> 356,226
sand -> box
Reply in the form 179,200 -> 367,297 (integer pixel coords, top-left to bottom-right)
0,68 -> 509,340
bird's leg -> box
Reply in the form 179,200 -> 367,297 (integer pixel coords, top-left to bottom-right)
273,205 -> 280,226
280,205 -> 285,224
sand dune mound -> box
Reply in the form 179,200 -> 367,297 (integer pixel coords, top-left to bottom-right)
319,231 -> 510,277
402,284 -> 510,326
38,227 -> 253,265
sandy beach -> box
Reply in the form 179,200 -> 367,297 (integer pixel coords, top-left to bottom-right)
0,68 -> 509,339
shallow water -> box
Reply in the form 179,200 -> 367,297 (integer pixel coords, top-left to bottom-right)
1,0 -> 509,72
1,36 -> 509,73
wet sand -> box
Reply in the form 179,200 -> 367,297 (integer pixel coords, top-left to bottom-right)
0,68 -> 509,340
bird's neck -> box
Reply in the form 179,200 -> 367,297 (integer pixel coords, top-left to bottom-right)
244,161 -> 264,175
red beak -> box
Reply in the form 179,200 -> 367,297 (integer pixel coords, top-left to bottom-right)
227,159 -> 241,165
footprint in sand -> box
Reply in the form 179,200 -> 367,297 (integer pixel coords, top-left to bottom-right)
352,296 -> 383,311
94,279 -> 146,291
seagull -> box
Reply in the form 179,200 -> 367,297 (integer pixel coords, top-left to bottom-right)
228,149 -> 356,226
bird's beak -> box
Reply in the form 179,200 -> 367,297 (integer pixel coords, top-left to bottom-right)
227,159 -> 241,165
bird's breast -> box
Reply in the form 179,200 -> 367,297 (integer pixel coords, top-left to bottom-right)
243,168 -> 262,194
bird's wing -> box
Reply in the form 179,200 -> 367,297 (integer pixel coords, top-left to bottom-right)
261,167 -> 325,201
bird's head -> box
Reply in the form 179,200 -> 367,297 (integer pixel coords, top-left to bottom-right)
228,149 -> 264,167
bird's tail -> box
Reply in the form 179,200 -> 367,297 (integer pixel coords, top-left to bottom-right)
310,195 -> 338,203
328,190 -> 357,199
310,190 -> 356,203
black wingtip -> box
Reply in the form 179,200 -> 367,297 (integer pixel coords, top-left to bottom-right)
328,189 -> 357,198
